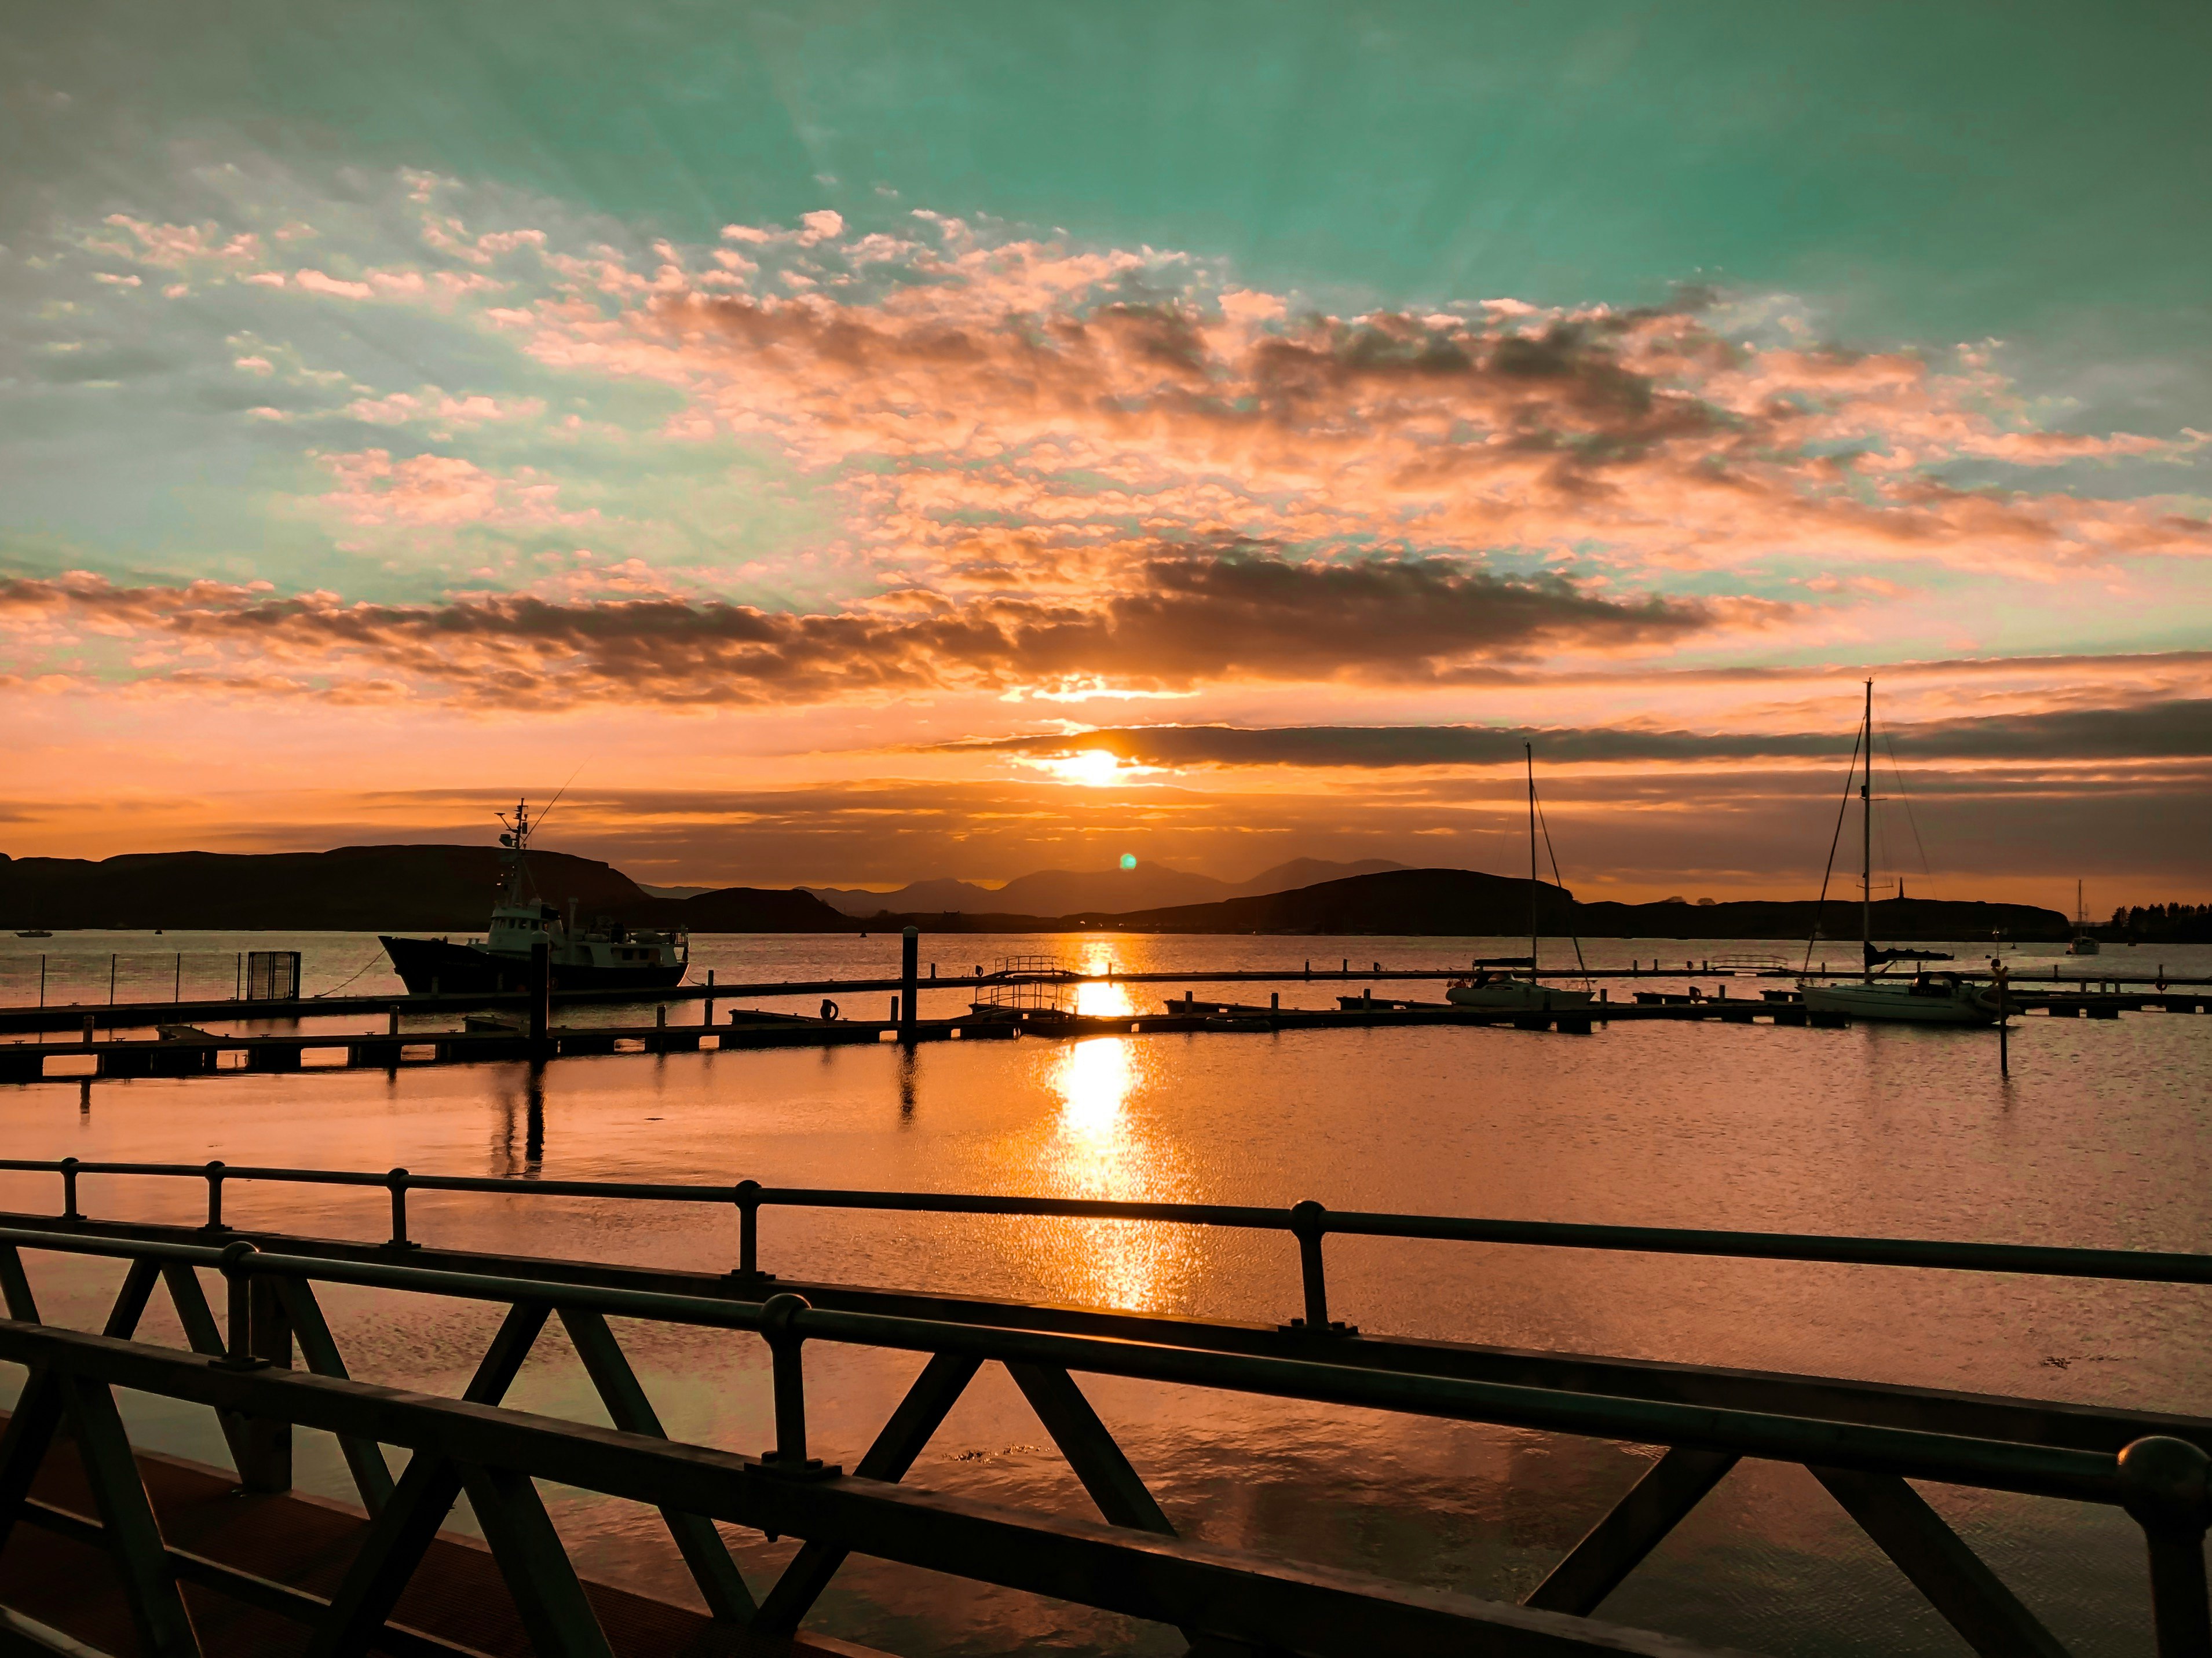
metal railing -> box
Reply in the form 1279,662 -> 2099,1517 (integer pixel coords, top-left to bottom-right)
5,1156 -> 2211,1335
0,1161 -> 2207,1655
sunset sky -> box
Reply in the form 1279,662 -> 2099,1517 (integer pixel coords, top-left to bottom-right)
3,1 -> 2207,906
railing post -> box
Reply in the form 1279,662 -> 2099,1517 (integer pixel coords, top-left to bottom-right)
757,1293 -> 835,1478
215,1241 -> 269,1370
202,1160 -> 228,1233
59,1158 -> 80,1222
386,1167 -> 416,1250
731,1179 -> 773,1283
2119,1437 -> 2212,1658
1284,1200 -> 1354,1336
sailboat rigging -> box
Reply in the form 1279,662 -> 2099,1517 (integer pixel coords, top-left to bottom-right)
1800,684 -> 2000,1027
1446,744 -> 1593,1012
2068,879 -> 2101,955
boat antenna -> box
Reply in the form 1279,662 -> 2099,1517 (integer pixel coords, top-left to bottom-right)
528,762 -> 587,833
1802,700 -> 1866,977
1529,769 -> 1591,991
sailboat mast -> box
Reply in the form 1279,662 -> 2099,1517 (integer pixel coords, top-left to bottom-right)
1860,681 -> 1873,983
1526,743 -> 1538,982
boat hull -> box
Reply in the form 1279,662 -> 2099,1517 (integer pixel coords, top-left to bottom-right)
380,934 -> 686,996
1801,982 -> 1998,1025
1445,982 -> 1595,1011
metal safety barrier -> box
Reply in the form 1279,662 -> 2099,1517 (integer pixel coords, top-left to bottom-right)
0,1160 -> 2204,1657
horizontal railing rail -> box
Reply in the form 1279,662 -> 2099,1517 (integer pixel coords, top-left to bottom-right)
0,1223 -> 2140,1507
2,1157 -> 2210,1338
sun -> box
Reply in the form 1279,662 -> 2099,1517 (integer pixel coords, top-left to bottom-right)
1045,748 -> 1123,787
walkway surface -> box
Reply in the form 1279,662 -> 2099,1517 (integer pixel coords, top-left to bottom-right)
0,1412 -> 882,1658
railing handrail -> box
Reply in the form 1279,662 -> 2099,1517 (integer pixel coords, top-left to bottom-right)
0,1221 -> 2134,1508
1,1156 -> 2207,1286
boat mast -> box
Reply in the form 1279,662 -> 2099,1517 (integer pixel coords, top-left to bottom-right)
1527,742 -> 1538,983
1860,681 -> 1873,983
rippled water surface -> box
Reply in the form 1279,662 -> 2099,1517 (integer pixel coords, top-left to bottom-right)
2,930 -> 2207,1656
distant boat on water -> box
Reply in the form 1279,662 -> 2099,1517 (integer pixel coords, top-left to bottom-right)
1801,683 -> 2001,1027
379,798 -> 688,995
1446,744 -> 1593,1013
14,930 -> 52,939
2068,879 -> 2101,955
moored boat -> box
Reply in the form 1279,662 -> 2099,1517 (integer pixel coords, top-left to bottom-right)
379,798 -> 686,995
1800,684 -> 1998,1027
1446,744 -> 1593,1011
2067,880 -> 2101,955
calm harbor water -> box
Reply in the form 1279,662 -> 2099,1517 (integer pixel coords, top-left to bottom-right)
1,930 -> 2207,1655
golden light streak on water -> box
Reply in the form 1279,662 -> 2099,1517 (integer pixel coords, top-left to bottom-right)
1011,1029 -> 1190,1310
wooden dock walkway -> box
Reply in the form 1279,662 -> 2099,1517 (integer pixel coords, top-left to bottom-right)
1,984 -> 2202,1085
3,962 -> 2203,1038
0,1416 -> 876,1658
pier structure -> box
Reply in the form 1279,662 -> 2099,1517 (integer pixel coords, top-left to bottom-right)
1,945 -> 2205,1037
0,1157 -> 2206,1657
0,988 -> 2202,1086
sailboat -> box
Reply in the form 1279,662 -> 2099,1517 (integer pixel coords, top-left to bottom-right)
1801,684 -> 2001,1027
1447,744 -> 1593,1012
2067,880 -> 2101,955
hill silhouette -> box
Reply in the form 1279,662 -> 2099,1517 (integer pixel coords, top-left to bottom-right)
0,849 -> 2070,940
0,847 -> 849,933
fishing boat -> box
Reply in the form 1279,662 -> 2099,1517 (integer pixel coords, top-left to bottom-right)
379,798 -> 687,995
14,930 -> 52,940
1801,685 -> 2000,1027
2067,880 -> 2101,955
1447,744 -> 1593,1012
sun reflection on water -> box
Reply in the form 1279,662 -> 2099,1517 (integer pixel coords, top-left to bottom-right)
1017,1029 -> 1195,1312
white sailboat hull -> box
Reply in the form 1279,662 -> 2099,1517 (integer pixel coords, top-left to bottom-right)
1446,981 -> 1595,1011
1801,981 -> 1999,1025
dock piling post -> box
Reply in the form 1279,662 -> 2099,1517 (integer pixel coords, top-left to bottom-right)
388,1005 -> 400,1036
82,1014 -> 93,1045
900,927 -> 918,1045
1271,992 -> 1279,1010
528,941 -> 551,1054
1997,966 -> 2010,1079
